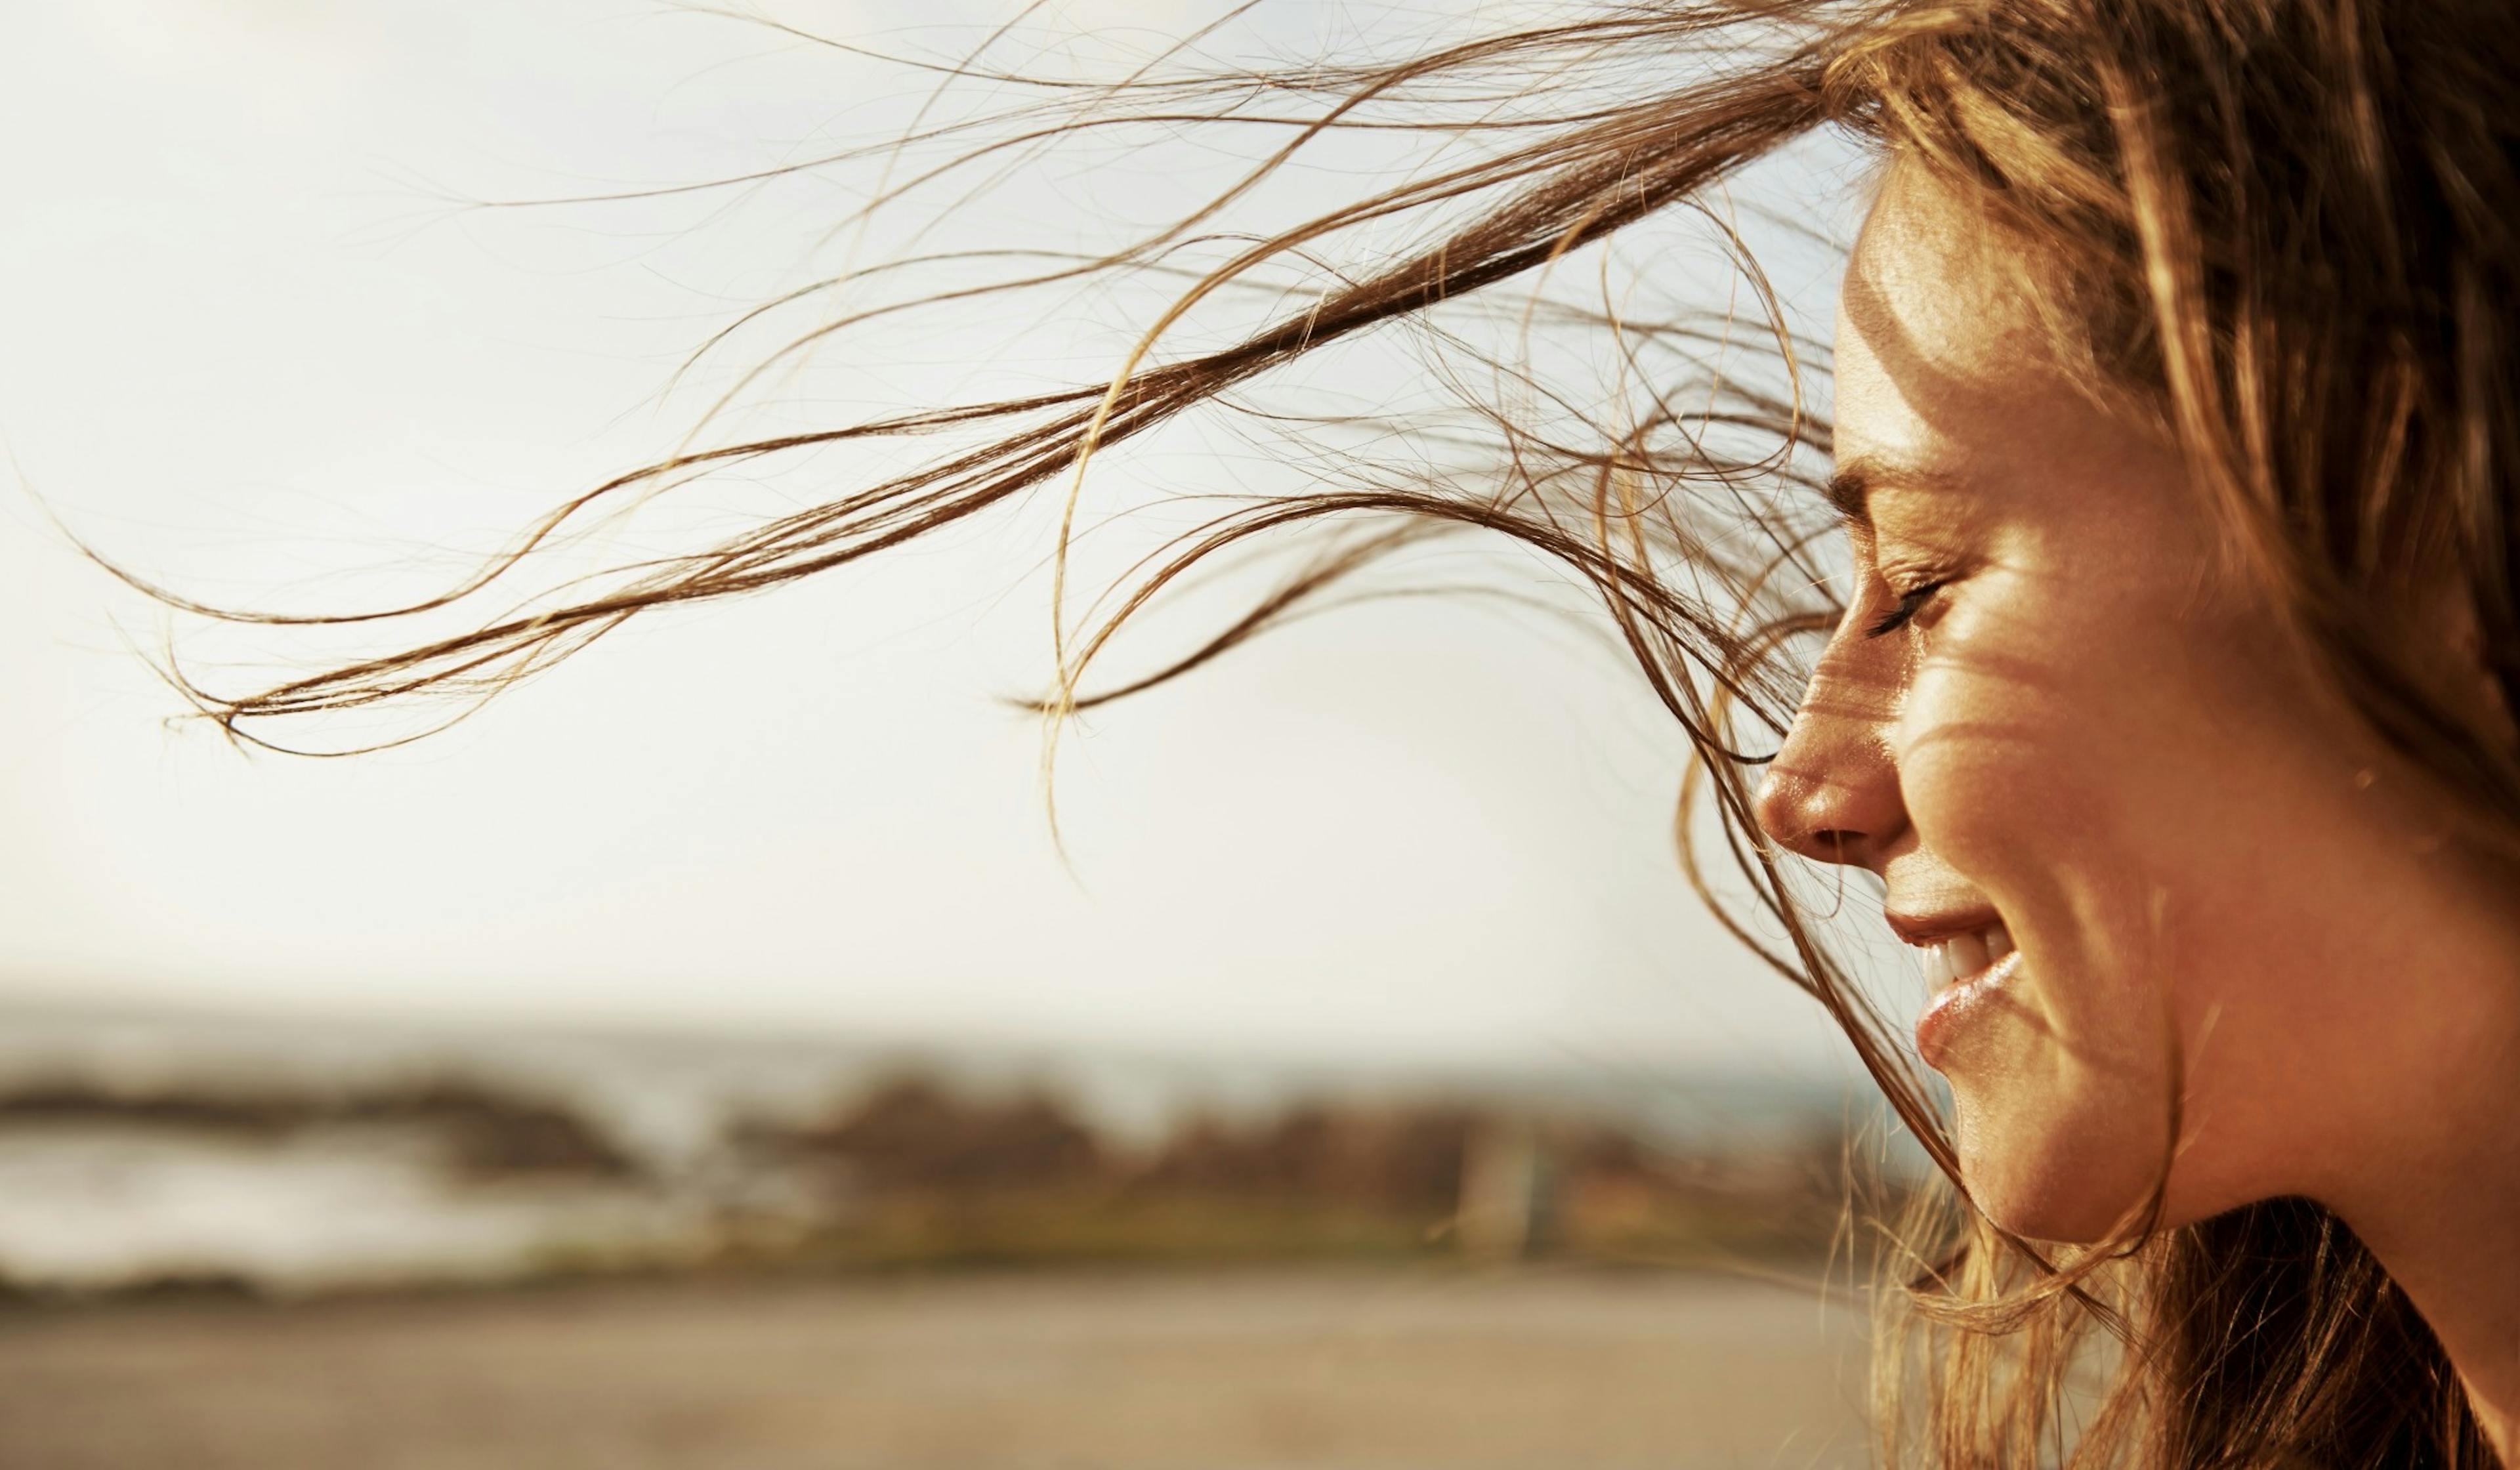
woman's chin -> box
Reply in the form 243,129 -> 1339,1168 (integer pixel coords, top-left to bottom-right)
1952,1097 -> 2174,1245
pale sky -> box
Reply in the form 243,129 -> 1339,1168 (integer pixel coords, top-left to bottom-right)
0,1 -> 1882,1074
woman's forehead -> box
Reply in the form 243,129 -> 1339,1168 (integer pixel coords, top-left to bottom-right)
1834,167 -> 2177,514
1838,167 -> 2051,393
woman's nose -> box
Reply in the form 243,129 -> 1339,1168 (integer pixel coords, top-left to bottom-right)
1752,656 -> 1908,868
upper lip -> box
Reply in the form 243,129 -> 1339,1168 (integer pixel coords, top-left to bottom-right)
1884,908 -> 2004,946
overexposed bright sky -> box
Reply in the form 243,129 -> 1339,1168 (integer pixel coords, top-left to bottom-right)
0,0 -> 1876,1073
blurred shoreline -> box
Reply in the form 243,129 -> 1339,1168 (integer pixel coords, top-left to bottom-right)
0,997 -> 1893,1301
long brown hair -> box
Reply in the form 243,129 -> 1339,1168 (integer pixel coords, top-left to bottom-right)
124,1 -> 2517,1461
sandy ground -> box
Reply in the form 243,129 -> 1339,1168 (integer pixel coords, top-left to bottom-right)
0,1269 -> 1871,1470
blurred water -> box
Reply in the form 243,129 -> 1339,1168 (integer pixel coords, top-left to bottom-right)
0,1125 -> 693,1293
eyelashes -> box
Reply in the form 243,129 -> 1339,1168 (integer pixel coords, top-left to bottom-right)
1864,579 -> 1946,639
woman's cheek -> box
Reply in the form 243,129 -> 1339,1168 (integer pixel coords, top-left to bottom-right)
1895,621 -> 2183,1240
1893,613 -> 2094,873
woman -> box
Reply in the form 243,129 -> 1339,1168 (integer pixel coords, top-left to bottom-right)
154,0 -> 2520,1461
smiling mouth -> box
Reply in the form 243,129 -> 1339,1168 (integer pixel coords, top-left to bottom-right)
1908,920 -> 2019,1064
1913,921 -> 2013,994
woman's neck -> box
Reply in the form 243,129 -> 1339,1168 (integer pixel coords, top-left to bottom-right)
2325,934 -> 2520,1462
2350,1158 -> 2520,1460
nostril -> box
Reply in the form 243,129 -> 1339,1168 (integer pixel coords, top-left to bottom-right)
1752,772 -> 1860,862
1756,701 -> 1904,866
1805,828 -> 1864,861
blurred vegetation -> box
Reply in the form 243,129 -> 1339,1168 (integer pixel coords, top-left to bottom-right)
711,1078 -> 1863,1274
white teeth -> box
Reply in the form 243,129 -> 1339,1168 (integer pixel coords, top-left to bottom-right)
1913,922 -> 2011,991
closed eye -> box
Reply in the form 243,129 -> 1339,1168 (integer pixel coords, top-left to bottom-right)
1864,581 -> 1946,639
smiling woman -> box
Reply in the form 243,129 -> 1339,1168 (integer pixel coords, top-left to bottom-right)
145,1 -> 2520,1463
1795,148 -> 2520,1287
1803,162 -> 2500,1234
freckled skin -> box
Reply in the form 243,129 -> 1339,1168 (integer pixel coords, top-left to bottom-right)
1755,169 -> 2520,1243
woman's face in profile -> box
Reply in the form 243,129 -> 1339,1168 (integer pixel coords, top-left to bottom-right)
1761,169 -> 2520,1242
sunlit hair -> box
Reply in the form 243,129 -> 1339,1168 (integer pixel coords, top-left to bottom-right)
126,1 -> 2516,1461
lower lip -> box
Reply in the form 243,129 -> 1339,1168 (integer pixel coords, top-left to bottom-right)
1914,950 -> 2024,1066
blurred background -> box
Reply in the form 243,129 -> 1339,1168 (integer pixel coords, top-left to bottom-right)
0,1 -> 1904,1465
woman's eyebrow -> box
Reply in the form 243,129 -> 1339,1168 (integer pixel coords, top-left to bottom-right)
1822,453 -> 1967,528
